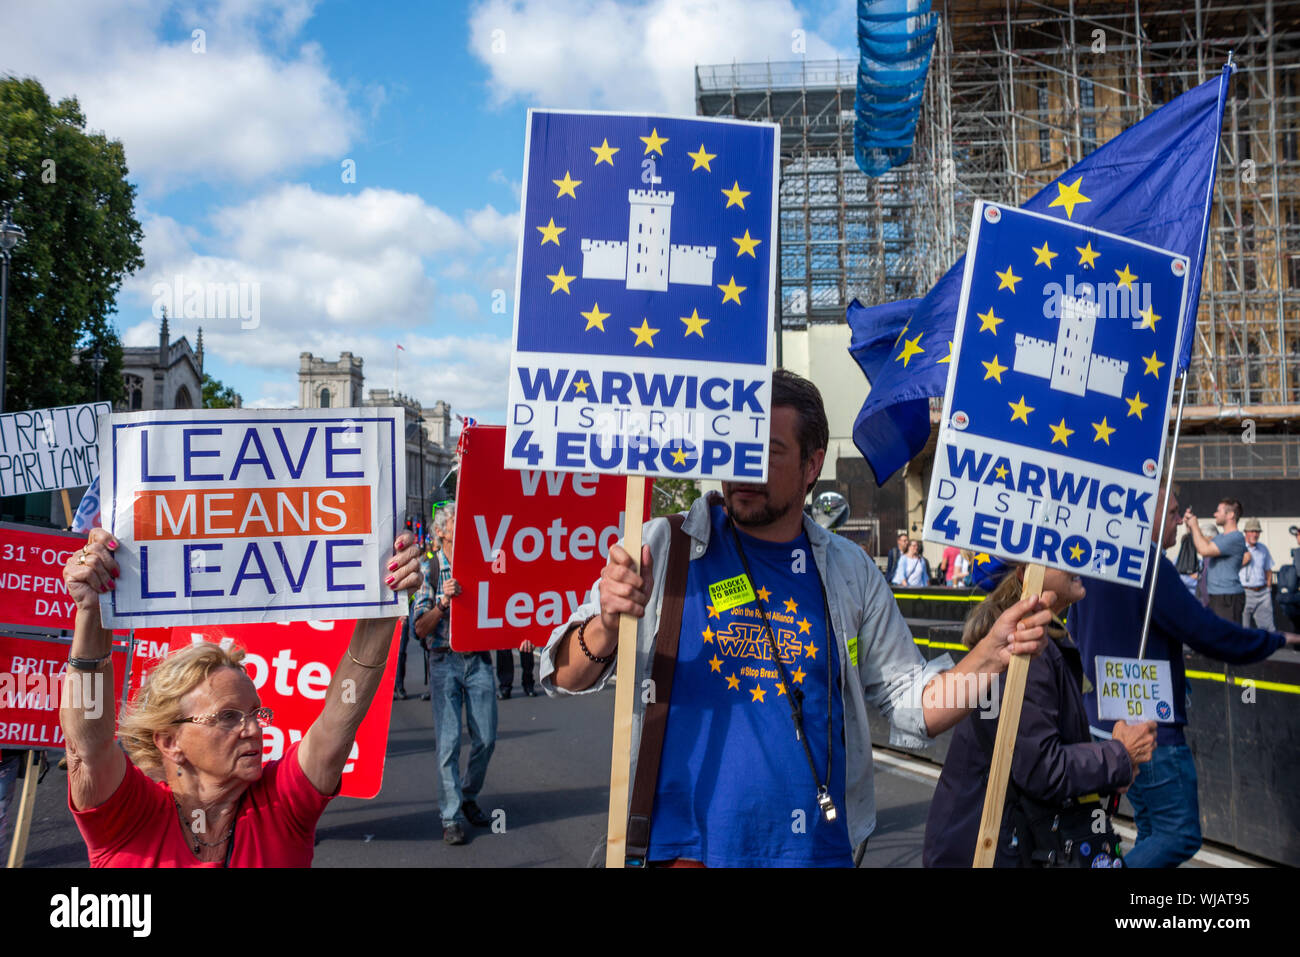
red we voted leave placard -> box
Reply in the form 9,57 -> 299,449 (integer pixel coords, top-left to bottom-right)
448,425 -> 652,652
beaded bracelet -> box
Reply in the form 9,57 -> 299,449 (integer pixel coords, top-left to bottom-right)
575,615 -> 614,664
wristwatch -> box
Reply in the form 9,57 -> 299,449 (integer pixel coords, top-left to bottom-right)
437,596 -> 450,611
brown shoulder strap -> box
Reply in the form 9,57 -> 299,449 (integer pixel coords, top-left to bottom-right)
625,512 -> 690,865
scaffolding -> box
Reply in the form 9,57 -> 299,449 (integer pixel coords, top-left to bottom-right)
696,0 -> 1300,438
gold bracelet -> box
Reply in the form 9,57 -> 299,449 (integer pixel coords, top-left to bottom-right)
347,646 -> 386,669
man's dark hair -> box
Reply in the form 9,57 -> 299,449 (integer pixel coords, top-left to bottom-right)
1220,497 -> 1243,521
772,368 -> 829,462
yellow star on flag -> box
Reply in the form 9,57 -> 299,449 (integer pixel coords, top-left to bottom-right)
978,307 -> 1003,334
804,641 -> 819,660
1009,395 -> 1034,423
680,308 -> 709,338
937,340 -> 953,364
1137,304 -> 1162,331
553,171 -> 581,199
687,143 -> 716,171
718,276 -> 745,304
630,318 -> 659,347
783,598 -> 798,613
702,627 -> 715,643
776,682 -> 787,696
1092,417 -> 1116,445
791,667 -> 807,685
721,180 -> 750,209
707,604 -> 720,620
1069,544 -> 1085,561
1049,418 -> 1074,447
536,217 -> 565,245
982,355 -> 1008,383
726,673 -> 740,690
1142,350 -> 1165,378
1125,392 -> 1148,419
671,448 -> 688,466
547,265 -> 575,294
756,586 -> 771,602
709,655 -> 723,673
733,229 -> 762,258
749,685 -> 767,703
995,266 -> 1022,292
797,617 -> 811,634
640,128 -> 668,155
1047,176 -> 1092,219
1076,241 -> 1100,268
896,332 -> 924,366
975,553 -> 991,565
580,302 -> 609,331
1114,264 -> 1138,291
1032,241 -> 1058,268
994,464 -> 1010,480
590,138 -> 619,165
572,378 -> 589,394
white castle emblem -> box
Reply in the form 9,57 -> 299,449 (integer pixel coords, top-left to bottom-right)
580,189 -> 717,292
1012,286 -> 1128,397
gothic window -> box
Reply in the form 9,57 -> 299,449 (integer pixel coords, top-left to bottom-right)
320,387 -> 331,408
174,386 -> 193,409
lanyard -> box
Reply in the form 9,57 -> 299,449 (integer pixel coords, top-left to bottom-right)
726,517 -> 838,823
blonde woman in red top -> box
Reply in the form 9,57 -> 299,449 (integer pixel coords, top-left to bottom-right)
60,527 -> 422,867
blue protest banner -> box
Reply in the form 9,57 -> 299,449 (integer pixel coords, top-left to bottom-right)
506,109 -> 779,480
923,202 -> 1188,587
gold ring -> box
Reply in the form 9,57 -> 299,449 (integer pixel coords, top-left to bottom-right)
76,549 -> 88,565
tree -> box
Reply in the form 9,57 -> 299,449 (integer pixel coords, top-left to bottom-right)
0,76 -> 144,412
202,373 -> 242,409
651,478 -> 702,517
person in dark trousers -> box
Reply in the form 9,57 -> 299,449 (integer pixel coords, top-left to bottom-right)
923,561 -> 1154,867
1069,487 -> 1300,867
495,644 -> 538,698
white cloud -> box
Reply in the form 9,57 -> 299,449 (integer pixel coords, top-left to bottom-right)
468,0 -> 850,113
465,204 -> 520,247
3,0 -> 357,190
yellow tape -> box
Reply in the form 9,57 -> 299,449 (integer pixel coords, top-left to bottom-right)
1164,669 -> 1300,696
893,592 -> 985,603
912,637 -> 969,652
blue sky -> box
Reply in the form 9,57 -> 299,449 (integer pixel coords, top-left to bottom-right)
4,0 -> 854,424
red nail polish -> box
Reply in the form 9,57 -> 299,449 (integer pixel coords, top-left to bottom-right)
107,541 -> 118,549
108,581 -> 116,590
387,559 -> 398,571
385,575 -> 396,586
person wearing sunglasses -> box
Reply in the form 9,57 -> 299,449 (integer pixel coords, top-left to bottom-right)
59,527 -> 423,867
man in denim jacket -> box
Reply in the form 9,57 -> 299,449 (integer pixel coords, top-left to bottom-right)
540,370 -> 1055,866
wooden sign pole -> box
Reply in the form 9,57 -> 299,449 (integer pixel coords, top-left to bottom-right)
5,750 -> 39,868
604,475 -> 646,868
972,562 -> 1045,868
60,489 -> 75,528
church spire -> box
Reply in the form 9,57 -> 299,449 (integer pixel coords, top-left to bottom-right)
159,307 -> 170,367
196,326 -> 204,374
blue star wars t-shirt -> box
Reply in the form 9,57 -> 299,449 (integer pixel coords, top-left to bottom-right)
647,503 -> 851,867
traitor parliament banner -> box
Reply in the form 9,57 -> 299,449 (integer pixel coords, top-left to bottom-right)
0,401 -> 112,496
448,424 -> 652,652
98,408 -> 406,628
505,110 -> 779,481
924,203 -> 1187,587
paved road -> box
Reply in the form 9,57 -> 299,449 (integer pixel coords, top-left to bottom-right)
14,655 -> 1255,868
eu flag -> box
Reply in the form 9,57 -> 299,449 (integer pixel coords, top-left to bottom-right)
850,64 -> 1232,484
514,110 -> 778,366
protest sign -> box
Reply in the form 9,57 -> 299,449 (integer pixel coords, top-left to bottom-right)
0,634 -> 128,750
505,109 -> 779,481
0,523 -> 85,630
98,408 -> 406,628
1095,654 -> 1175,722
447,425 -> 651,652
127,620 -> 398,799
0,402 -> 112,497
924,203 -> 1188,587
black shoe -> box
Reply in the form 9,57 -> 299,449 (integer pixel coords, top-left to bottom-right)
442,822 -> 467,845
394,689 -> 408,700
461,800 -> 491,828
421,692 -> 431,700
497,688 -> 511,700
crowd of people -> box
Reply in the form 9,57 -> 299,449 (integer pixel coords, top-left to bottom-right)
29,369 -> 1300,869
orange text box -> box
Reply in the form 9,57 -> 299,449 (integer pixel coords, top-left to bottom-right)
133,485 -> 371,541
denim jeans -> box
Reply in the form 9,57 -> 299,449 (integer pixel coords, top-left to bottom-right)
1124,743 -> 1202,868
428,651 -> 497,827
0,752 -> 20,861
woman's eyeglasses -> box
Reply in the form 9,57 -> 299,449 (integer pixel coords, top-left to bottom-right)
176,707 -> 273,732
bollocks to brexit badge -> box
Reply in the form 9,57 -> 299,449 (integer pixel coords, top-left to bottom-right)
924,202 -> 1189,588
505,110 -> 779,481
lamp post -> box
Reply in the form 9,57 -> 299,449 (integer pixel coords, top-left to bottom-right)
0,204 -> 27,414
89,345 -> 106,401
